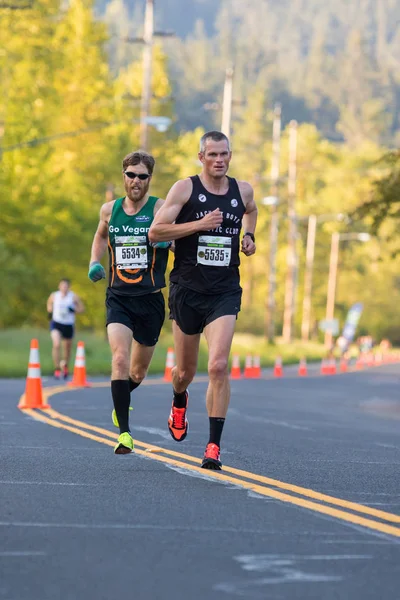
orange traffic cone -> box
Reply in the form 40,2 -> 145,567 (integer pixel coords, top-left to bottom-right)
298,357 -> 308,377
244,355 -> 253,378
164,347 -> 175,382
365,352 -> 374,367
18,339 -> 49,409
339,357 -> 348,373
328,358 -> 337,375
320,359 -> 329,375
252,355 -> 261,378
68,341 -> 91,387
356,354 -> 364,370
230,353 -> 241,379
273,356 -> 283,378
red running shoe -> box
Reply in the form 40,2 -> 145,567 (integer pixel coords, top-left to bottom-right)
168,392 -> 189,442
201,443 -> 222,470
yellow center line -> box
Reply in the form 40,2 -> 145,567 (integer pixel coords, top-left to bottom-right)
20,382 -> 400,537
41,406 -> 400,526
24,408 -> 400,538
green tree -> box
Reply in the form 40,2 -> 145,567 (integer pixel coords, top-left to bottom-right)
0,0 -> 116,328
230,81 -> 271,310
355,150 -> 400,254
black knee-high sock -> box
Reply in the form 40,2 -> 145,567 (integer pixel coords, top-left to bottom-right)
173,389 -> 187,408
111,380 -> 131,434
129,377 -> 140,393
208,417 -> 225,446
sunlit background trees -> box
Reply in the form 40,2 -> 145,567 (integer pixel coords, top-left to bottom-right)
1,0 -> 399,343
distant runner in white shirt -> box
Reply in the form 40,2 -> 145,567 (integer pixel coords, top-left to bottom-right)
46,279 -> 84,380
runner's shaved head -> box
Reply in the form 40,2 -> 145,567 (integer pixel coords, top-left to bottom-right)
199,131 -> 231,153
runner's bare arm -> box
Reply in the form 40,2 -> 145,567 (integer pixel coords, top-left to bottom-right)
153,198 -> 164,214
238,181 -> 257,256
149,179 -> 223,243
90,202 -> 113,264
152,199 -> 174,251
73,294 -> 85,314
46,293 -> 54,314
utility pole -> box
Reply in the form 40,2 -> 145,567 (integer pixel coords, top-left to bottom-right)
282,120 -> 298,343
265,103 -> 281,342
221,66 -> 234,138
124,0 -> 174,150
140,0 -> 154,150
301,214 -> 317,341
325,232 -> 340,349
323,231 -> 370,348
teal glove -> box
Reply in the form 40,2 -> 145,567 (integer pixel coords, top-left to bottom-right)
88,261 -> 106,282
150,241 -> 172,249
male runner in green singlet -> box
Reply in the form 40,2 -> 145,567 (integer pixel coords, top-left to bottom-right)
149,131 -> 257,470
88,150 -> 171,454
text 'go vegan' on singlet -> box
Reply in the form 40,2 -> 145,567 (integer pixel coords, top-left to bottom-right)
107,196 -> 169,296
170,175 -> 246,294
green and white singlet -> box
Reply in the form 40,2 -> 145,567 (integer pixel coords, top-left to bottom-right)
107,196 -> 169,296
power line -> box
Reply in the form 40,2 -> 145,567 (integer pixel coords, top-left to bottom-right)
0,117 -> 137,154
0,2 -> 33,8
0,113 -> 172,155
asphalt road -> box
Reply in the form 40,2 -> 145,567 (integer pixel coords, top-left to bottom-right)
1,364 -> 400,600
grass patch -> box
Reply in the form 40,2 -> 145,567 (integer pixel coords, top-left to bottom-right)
231,334 -> 327,367
0,327 -> 328,378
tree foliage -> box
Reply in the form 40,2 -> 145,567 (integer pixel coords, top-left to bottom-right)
121,0 -> 400,146
1,0 -> 399,343
355,151 -> 400,254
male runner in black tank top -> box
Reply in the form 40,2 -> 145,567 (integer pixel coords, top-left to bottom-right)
149,131 -> 257,469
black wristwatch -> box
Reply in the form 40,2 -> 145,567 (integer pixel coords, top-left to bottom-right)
244,232 -> 255,243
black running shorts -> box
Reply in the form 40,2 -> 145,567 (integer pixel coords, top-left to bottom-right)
106,288 -> 165,346
169,283 -> 242,335
50,321 -> 74,340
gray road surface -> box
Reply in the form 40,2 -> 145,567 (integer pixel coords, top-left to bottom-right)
1,365 -> 400,599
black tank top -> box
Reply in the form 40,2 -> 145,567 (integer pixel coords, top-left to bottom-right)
170,175 -> 246,294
